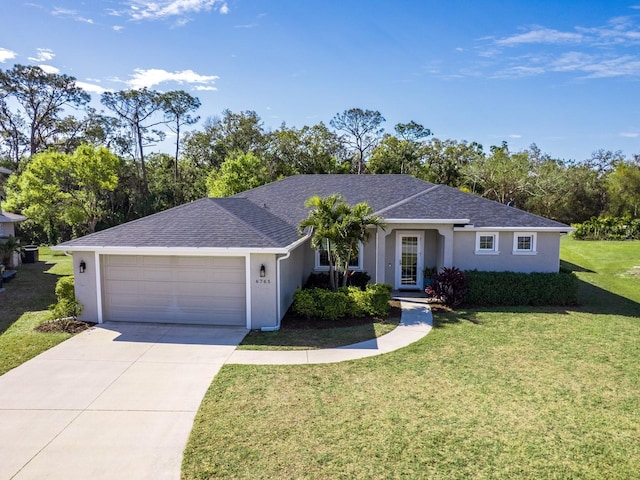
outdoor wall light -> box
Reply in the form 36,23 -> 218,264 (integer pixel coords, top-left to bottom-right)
79,260 -> 86,273
260,264 -> 266,277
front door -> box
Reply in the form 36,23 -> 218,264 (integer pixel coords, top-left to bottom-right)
395,231 -> 424,290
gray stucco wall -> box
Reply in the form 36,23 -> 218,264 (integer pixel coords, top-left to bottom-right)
0,222 -> 16,237
452,231 -> 562,273
73,252 -> 98,322
250,253 -> 278,329
279,244 -> 306,321
362,234 -> 377,277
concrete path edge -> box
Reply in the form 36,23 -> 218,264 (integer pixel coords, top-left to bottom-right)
226,298 -> 433,365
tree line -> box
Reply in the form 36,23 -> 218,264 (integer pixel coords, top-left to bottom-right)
1,64 -> 638,244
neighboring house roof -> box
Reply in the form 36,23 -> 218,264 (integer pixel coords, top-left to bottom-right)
57,174 -> 571,251
0,211 -> 26,223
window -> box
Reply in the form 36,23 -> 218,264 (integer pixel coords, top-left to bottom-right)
513,233 -> 537,255
315,242 -> 363,271
475,232 -> 499,254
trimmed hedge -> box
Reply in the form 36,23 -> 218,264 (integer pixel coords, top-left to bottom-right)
293,284 -> 392,321
464,270 -> 579,306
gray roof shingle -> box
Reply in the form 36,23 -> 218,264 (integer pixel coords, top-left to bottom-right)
59,174 -> 570,250
58,197 -> 299,249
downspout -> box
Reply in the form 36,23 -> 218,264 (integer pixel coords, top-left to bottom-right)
260,249 -> 291,332
259,233 -> 310,332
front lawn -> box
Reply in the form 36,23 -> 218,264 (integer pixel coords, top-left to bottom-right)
237,301 -> 402,350
0,247 -> 73,375
183,237 -> 640,479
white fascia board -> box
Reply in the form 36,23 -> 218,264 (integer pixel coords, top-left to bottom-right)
384,218 -> 470,224
50,246 -> 292,255
51,234 -> 312,256
453,226 -> 576,232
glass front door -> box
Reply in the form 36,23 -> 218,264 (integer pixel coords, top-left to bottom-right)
395,232 -> 424,290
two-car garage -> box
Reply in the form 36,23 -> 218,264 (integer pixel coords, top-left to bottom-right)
101,255 -> 247,326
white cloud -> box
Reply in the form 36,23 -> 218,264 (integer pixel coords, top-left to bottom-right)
126,0 -> 227,21
127,68 -> 219,89
491,66 -> 546,79
113,25 -> 124,31
496,27 -> 583,46
28,48 -> 55,62
38,64 -> 60,74
51,7 -> 94,24
0,47 -> 17,62
194,85 -> 218,91
76,81 -> 108,94
620,132 -> 639,138
508,134 -> 522,139
580,55 -> 640,78
464,15 -> 640,81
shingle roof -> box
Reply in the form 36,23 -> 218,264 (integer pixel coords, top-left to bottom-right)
0,211 -> 26,223
58,174 -> 570,250
235,174 -> 435,225
58,198 -> 299,249
380,184 -> 569,228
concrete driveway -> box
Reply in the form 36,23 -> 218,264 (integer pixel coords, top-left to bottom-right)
0,323 -> 247,480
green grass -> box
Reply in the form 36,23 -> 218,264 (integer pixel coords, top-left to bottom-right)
238,308 -> 401,350
0,247 -> 73,375
238,320 -> 399,350
183,237 -> 640,479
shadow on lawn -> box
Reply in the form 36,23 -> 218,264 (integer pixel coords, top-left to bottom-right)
560,259 -> 595,273
0,261 -> 61,336
433,276 -> 640,328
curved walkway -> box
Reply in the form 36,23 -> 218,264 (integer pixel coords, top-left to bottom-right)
227,298 -> 433,365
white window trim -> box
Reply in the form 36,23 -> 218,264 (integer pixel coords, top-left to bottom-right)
475,232 -> 500,255
314,241 -> 364,271
512,232 -> 538,255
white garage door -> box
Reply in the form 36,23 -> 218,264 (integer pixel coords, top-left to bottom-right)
102,255 -> 246,326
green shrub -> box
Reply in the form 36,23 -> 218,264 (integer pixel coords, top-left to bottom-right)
573,216 -> 640,240
364,283 -> 393,316
49,276 -> 83,319
304,271 -> 371,290
315,289 -> 349,320
292,289 -> 316,319
339,286 -> 367,317
292,284 -> 392,320
464,270 -> 579,306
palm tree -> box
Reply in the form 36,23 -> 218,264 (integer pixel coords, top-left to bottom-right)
335,201 -> 385,287
299,194 -> 347,291
299,194 -> 385,290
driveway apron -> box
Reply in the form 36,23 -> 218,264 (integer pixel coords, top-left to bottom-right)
0,323 -> 248,480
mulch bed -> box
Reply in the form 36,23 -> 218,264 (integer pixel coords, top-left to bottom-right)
35,317 -> 96,334
279,300 -> 403,330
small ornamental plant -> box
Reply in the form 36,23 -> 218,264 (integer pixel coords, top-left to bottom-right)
425,267 -> 469,307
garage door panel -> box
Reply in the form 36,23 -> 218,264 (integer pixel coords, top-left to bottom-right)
105,267 -> 139,281
141,269 -> 174,281
102,255 -> 247,326
177,294 -> 244,308
175,282 -> 243,297
141,256 -> 173,267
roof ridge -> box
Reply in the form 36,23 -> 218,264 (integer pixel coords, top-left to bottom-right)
374,183 -> 441,216
211,198 -> 287,247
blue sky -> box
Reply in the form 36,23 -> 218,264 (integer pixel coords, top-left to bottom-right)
1,0 -> 639,162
